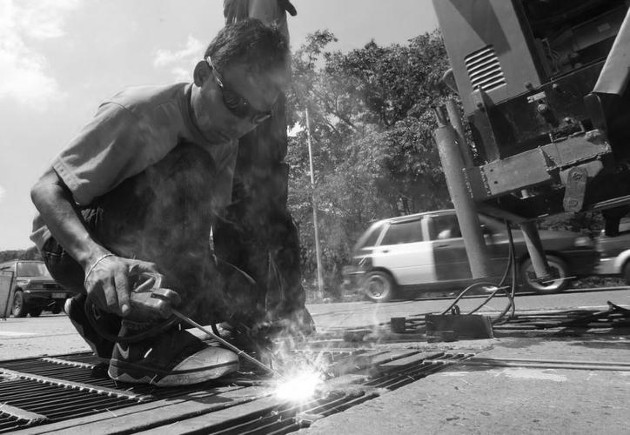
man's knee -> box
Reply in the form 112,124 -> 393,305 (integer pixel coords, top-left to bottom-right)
40,237 -> 86,294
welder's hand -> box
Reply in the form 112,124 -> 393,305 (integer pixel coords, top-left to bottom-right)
83,253 -> 163,317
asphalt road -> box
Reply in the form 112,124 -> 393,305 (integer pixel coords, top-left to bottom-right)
1,286 -> 629,361
308,286 -> 630,329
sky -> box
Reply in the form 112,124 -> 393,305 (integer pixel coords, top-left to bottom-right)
0,0 -> 439,250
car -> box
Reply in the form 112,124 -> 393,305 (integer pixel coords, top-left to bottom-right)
594,218 -> 630,284
342,209 -> 599,302
0,260 -> 72,317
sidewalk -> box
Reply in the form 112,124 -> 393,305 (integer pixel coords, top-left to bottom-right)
302,310 -> 630,434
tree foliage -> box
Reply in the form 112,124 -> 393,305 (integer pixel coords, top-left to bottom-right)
285,30 -> 455,296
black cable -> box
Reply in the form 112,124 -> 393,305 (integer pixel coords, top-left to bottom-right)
492,221 -> 518,324
439,220 -> 518,324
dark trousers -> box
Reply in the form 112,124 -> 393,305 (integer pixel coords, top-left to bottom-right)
213,98 -> 306,322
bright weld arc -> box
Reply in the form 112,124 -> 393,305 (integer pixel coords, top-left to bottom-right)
274,368 -> 325,403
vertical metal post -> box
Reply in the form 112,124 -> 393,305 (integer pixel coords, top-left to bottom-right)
305,108 -> 325,298
433,106 -> 492,279
519,220 -> 551,280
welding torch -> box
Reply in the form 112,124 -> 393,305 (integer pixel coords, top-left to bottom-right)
128,286 -> 283,379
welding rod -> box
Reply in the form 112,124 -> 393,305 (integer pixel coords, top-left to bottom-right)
170,308 -> 283,378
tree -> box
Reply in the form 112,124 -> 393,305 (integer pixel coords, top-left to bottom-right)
286,30 -> 455,296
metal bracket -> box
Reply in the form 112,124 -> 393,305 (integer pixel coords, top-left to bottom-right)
563,166 -> 588,212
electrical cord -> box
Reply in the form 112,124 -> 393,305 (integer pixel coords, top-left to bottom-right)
439,220 -> 518,324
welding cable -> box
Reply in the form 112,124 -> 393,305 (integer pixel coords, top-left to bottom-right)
439,220 -> 518,323
472,221 -> 518,324
470,220 -> 519,323
490,222 -> 519,324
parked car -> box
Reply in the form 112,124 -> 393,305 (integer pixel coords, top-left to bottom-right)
342,209 -> 599,302
0,260 -> 71,317
594,218 -> 630,284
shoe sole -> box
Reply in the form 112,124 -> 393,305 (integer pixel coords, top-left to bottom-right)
108,347 -> 240,387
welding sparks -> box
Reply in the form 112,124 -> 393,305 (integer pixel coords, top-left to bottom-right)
274,368 -> 324,403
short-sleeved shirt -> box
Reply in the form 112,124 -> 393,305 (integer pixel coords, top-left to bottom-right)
30,83 -> 238,250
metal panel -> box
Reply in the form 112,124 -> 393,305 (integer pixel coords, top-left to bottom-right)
433,0 -> 543,115
467,131 -> 612,200
481,148 -> 552,197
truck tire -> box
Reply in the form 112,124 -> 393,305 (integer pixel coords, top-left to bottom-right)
520,255 -> 570,294
623,262 -> 630,286
12,290 -> 28,318
363,271 -> 395,302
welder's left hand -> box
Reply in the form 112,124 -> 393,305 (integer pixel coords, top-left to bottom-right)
83,254 -> 163,317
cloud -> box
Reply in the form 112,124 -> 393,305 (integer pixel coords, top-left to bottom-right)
0,0 -> 81,111
0,185 -> 5,203
153,35 -> 204,81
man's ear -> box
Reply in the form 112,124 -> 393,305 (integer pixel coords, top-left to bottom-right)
193,60 -> 212,87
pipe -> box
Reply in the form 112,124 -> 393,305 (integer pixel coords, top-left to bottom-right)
433,106 -> 492,279
519,220 -> 551,280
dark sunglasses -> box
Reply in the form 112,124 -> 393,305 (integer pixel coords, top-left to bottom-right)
206,56 -> 272,125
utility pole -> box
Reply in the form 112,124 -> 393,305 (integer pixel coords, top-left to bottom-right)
305,108 -> 325,299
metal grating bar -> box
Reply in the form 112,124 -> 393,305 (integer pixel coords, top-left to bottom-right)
0,404 -> 47,426
0,413 -> 31,433
0,367 -> 151,401
41,357 -> 97,369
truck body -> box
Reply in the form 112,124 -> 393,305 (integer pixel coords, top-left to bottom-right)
433,0 -> 630,227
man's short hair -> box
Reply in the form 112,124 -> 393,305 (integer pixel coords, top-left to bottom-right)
205,18 -> 289,74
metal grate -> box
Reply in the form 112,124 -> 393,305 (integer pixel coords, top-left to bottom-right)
0,412 -> 37,433
0,350 -> 472,433
200,352 -> 473,435
465,45 -> 506,91
0,365 -> 147,432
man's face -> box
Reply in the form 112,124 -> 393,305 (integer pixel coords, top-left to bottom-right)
193,59 -> 289,142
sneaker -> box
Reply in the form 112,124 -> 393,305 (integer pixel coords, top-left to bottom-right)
108,321 -> 239,386
64,294 -> 121,359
